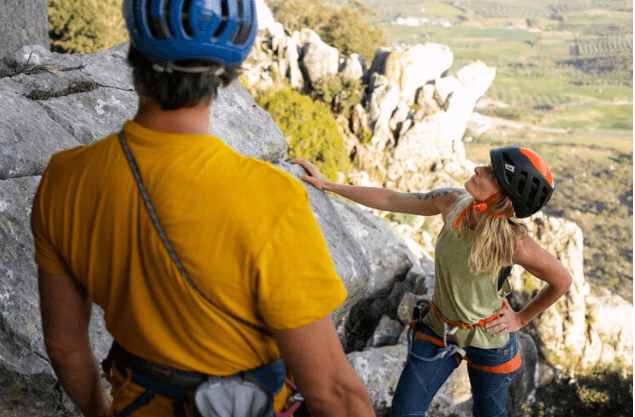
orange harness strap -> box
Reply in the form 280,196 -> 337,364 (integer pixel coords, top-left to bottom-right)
465,352 -> 522,374
430,300 -> 503,330
413,331 -> 522,373
414,331 -> 462,366
414,331 -> 445,347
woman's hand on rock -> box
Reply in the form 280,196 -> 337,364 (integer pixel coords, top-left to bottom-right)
291,159 -> 331,191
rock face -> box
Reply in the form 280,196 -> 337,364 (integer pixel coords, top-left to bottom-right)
0,42 -> 369,415
0,0 -> 49,59
299,29 -> 340,85
0,1 -> 631,415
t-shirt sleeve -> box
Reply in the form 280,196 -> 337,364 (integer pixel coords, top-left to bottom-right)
256,194 -> 347,331
30,163 -> 72,276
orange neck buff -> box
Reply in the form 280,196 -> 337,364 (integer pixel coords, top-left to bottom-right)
454,193 -> 512,228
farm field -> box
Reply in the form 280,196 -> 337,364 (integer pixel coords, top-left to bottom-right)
327,0 -> 634,301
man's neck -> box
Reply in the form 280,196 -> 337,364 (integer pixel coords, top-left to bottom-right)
132,98 -> 213,135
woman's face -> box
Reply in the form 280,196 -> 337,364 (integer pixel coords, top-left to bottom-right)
465,165 -> 502,202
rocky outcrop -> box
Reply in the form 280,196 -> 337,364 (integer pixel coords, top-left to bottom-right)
0,0 -> 48,59
369,43 -> 454,106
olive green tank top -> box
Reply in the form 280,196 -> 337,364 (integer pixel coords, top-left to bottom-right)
422,224 -> 511,348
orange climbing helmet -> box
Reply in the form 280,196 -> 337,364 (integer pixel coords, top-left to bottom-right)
490,146 -> 555,218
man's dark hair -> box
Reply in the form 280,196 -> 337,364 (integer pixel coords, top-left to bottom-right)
127,45 -> 242,110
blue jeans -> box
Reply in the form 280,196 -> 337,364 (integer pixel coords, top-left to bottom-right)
391,325 -> 518,417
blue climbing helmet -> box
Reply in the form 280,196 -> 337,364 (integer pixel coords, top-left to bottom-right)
122,0 -> 258,67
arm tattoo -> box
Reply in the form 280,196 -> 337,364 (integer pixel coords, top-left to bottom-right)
411,188 -> 462,201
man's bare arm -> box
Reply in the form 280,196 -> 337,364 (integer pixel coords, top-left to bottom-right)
273,316 -> 375,417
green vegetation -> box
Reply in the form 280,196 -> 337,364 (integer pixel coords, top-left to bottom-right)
311,75 -> 364,116
255,86 -> 350,181
544,103 -> 633,131
387,212 -> 418,227
48,0 -> 128,53
515,365 -> 633,417
269,0 -> 385,61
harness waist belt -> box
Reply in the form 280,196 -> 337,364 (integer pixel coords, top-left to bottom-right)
103,341 -> 286,395
430,300 -> 503,330
105,341 -> 206,392
414,330 -> 522,373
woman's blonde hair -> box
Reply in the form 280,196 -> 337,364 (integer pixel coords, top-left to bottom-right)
446,192 -> 528,279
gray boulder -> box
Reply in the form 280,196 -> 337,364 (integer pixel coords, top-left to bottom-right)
299,30 -> 340,85
365,315 -> 404,349
508,332 -> 539,412
339,53 -> 367,81
0,175 -> 113,416
0,0 -> 49,59
347,344 -> 408,412
0,79 -> 80,180
331,199 -> 415,296
369,43 -> 454,105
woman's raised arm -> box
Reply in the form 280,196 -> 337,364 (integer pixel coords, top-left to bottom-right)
292,159 -> 461,217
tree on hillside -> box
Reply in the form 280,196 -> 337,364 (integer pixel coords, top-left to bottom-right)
48,0 -> 128,53
321,6 -> 384,61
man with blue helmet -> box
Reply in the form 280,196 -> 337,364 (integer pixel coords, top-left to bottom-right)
32,0 -> 375,416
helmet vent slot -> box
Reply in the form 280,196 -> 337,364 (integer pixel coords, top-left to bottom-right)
213,0 -> 230,40
148,0 -> 172,39
527,177 -> 540,202
163,0 -> 173,38
232,0 -> 251,45
538,188 -> 548,206
518,171 -> 527,198
182,0 -> 194,38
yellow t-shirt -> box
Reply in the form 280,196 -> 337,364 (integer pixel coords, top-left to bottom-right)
32,121 -> 347,413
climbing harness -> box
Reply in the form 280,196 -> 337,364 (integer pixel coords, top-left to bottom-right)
102,341 -> 287,417
105,131 -> 303,416
408,298 -> 466,363
429,300 -> 503,330
408,298 -> 521,373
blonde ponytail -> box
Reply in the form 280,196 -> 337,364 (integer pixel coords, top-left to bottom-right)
446,192 -> 528,279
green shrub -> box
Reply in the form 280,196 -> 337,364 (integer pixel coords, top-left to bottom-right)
256,86 -> 350,181
269,0 -> 385,62
312,75 -> 363,116
48,0 -> 128,53
526,366 -> 633,417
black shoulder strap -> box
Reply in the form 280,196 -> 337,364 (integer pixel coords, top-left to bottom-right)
497,265 -> 512,292
117,131 -> 272,337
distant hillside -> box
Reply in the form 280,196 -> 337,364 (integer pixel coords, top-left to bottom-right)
325,0 -> 634,302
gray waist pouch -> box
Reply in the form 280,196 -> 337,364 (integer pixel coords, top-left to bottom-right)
194,359 -> 286,417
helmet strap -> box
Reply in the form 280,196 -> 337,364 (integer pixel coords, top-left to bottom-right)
151,62 -> 223,74
454,193 -> 512,229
